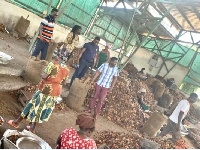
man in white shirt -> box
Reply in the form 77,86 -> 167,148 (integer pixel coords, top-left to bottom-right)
85,57 -> 119,119
160,93 -> 198,142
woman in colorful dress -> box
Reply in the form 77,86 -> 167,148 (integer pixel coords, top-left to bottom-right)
55,113 -> 97,149
96,44 -> 110,68
58,25 -> 82,62
7,53 -> 69,133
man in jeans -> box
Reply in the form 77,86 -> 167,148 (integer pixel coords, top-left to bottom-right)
32,8 -> 58,60
70,37 -> 100,87
86,57 -> 118,119
160,93 -> 198,142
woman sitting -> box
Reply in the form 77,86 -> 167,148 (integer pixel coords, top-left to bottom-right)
56,113 -> 97,149
7,53 -> 69,133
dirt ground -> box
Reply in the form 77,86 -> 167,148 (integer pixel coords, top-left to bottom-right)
0,32 -> 197,148
0,32 -> 128,148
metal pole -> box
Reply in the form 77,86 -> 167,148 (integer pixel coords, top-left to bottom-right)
56,0 -> 74,22
117,8 -> 137,66
84,0 -> 104,36
47,0 -> 54,13
119,3 -> 176,72
117,0 -> 141,66
156,29 -> 183,75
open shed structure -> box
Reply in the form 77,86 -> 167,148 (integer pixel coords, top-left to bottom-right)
7,0 -> 200,90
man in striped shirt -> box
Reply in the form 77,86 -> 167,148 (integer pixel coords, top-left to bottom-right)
32,8 -> 58,60
87,57 -> 119,119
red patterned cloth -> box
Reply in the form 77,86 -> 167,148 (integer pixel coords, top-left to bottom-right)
59,128 -> 97,149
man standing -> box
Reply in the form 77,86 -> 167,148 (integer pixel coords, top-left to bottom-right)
32,8 -> 58,60
70,37 -> 100,87
87,57 -> 119,119
160,93 -> 198,142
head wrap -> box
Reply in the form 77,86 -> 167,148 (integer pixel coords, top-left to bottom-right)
76,113 -> 95,130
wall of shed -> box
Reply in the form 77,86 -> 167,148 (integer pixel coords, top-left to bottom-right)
130,48 -> 189,87
0,1 -> 123,57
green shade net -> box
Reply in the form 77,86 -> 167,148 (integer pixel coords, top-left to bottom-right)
9,0 -> 101,33
142,38 -> 200,87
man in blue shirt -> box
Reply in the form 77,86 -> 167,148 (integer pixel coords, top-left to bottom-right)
70,37 -> 100,87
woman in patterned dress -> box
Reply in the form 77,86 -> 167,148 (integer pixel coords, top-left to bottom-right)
58,25 -> 82,62
7,53 -> 69,133
55,113 -> 97,149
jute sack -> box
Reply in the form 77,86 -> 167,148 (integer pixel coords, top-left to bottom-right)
24,57 -> 48,84
45,41 -> 58,62
141,112 -> 167,137
158,93 -> 173,109
145,77 -> 156,87
14,16 -> 30,38
140,138 -> 161,149
153,81 -> 165,100
65,78 -> 91,112
167,98 -> 179,115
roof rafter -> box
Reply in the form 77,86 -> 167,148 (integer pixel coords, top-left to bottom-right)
157,3 -> 182,30
176,6 -> 196,31
192,6 -> 200,21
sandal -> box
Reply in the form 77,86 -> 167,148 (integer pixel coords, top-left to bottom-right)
26,126 -> 35,134
7,120 -> 19,128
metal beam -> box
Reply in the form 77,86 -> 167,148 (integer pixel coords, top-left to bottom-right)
119,3 -> 176,72
156,29 -> 183,75
84,0 -> 104,36
157,3 -> 182,30
192,6 -> 200,21
176,6 -> 195,31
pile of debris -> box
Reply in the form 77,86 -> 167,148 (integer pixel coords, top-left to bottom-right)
169,89 -> 186,101
55,102 -> 68,111
8,85 -> 38,99
0,23 -> 7,33
188,128 -> 200,148
94,131 -> 180,149
94,131 -> 142,149
84,74 -> 156,129
124,63 -> 138,75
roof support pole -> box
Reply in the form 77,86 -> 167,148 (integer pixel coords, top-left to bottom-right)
117,0 -> 138,66
156,29 -> 183,76
84,0 -> 104,37
119,3 -> 175,72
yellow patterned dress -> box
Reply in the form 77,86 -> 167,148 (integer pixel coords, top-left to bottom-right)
57,32 -> 79,61
21,61 -> 69,123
